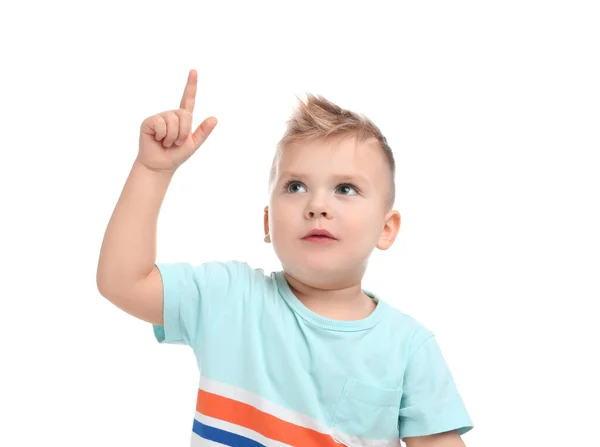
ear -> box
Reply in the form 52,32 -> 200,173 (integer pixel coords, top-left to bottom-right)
376,210 -> 400,250
263,206 -> 271,243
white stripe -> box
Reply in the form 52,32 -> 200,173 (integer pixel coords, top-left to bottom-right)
190,433 -> 227,447
332,431 -> 402,447
195,411 -> 291,447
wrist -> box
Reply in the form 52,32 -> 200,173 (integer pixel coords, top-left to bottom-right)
133,158 -> 177,178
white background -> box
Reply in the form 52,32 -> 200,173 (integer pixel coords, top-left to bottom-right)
1,1 -> 599,446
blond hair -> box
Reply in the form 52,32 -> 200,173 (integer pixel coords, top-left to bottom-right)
269,93 -> 396,210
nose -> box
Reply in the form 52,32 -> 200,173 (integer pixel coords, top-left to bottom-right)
308,210 -> 328,218
305,194 -> 332,219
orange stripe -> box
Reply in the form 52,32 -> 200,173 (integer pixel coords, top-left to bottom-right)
196,389 -> 344,447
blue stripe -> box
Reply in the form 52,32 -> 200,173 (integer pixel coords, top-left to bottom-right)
193,419 -> 267,446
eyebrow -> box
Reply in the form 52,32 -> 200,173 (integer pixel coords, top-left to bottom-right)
279,171 -> 371,186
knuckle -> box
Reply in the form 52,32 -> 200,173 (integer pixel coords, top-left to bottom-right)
153,115 -> 166,139
163,112 -> 180,146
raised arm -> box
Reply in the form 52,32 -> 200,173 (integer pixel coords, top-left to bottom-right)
96,69 -> 217,325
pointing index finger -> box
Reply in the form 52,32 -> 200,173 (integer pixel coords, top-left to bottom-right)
180,69 -> 197,113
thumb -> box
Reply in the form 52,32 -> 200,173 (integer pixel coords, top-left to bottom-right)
191,117 -> 218,150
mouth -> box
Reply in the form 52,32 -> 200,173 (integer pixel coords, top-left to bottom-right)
303,228 -> 336,239
302,235 -> 337,243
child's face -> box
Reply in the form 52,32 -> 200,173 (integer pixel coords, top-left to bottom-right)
265,135 -> 400,282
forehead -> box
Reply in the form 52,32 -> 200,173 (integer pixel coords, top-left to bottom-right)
276,135 -> 386,181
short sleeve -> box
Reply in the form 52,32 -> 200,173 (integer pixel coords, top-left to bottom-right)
152,260 -> 249,351
398,332 -> 473,439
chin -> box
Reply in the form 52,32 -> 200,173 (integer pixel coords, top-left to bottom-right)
298,257 -> 349,276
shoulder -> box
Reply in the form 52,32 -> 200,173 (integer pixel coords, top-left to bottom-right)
231,260 -> 276,286
215,260 -> 282,300
376,301 -> 436,356
208,259 -> 269,282
382,302 -> 434,339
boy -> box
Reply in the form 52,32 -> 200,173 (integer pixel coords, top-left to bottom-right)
97,69 -> 473,447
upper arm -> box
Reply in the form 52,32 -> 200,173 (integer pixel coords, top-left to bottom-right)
404,430 -> 465,447
398,332 -> 473,439
98,264 -> 164,326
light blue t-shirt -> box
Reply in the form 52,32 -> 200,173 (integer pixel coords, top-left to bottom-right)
152,260 -> 473,446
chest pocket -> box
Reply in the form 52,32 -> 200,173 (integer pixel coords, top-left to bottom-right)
330,377 -> 402,447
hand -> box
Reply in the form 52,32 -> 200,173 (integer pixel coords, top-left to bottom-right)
137,69 -> 217,172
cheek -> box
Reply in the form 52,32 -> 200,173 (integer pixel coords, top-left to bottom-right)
344,214 -> 370,233
269,215 -> 296,247
270,210 -> 290,232
270,201 -> 299,226
346,217 -> 382,245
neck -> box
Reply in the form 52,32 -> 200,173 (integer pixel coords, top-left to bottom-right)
283,271 -> 377,321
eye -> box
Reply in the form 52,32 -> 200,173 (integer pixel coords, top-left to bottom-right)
337,184 -> 359,196
284,180 -> 306,193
